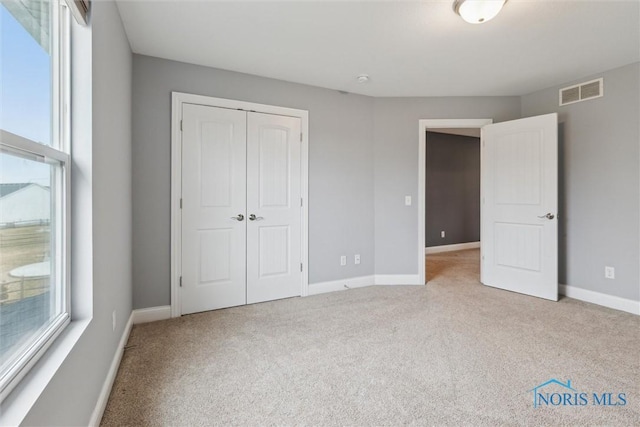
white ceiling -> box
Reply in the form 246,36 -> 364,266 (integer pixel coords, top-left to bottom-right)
115,0 -> 640,97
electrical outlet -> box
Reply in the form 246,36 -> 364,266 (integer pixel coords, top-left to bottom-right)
340,255 -> 347,266
354,254 -> 361,265
605,266 -> 615,279
112,310 -> 116,332
441,231 -> 445,238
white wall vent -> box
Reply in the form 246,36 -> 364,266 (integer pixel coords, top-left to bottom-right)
559,78 -> 603,106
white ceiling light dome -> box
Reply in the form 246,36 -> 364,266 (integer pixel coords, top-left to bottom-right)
454,0 -> 508,24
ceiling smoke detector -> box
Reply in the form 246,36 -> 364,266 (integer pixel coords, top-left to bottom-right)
357,74 -> 370,84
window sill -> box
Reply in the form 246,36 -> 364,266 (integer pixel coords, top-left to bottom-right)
0,318 -> 91,426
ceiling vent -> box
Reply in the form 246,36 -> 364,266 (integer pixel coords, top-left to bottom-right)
559,78 -> 603,106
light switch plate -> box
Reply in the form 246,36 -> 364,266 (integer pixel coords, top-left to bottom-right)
405,196 -> 412,206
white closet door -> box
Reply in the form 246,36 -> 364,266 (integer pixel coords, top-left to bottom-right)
481,113 -> 558,301
246,112 -> 302,304
181,104 -> 247,314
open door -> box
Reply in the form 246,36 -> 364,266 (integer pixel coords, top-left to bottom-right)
481,113 -> 558,301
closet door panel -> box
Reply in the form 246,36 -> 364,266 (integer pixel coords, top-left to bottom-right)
181,104 -> 247,314
246,112 -> 302,304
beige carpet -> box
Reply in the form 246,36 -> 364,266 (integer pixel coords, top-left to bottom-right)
102,249 -> 640,426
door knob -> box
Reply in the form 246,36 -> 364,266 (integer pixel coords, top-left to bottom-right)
537,213 -> 555,220
249,214 -> 264,221
231,214 -> 244,221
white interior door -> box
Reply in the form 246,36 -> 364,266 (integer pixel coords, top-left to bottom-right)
181,104 -> 247,314
481,113 -> 558,301
181,105 -> 302,314
246,112 -> 302,304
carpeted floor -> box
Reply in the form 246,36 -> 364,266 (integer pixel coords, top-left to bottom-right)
101,249 -> 640,426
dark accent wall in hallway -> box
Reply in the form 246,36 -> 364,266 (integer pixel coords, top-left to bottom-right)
426,131 -> 480,247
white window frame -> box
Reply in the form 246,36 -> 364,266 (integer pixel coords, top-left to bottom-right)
0,0 -> 71,402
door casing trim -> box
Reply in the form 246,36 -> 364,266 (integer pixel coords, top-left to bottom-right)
418,119 -> 492,285
171,92 -> 310,317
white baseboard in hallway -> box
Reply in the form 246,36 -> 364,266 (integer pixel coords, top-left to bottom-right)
425,241 -> 480,254
308,275 -> 375,295
560,284 -> 639,315
132,305 -> 172,324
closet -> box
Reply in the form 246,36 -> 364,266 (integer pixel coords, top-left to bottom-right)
180,103 -> 302,314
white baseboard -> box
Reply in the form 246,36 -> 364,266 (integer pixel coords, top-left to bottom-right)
425,241 -> 480,254
89,305 -> 173,425
132,305 -> 172,324
88,312 -> 133,427
374,274 -> 423,285
308,275 -> 375,296
560,284 -> 639,315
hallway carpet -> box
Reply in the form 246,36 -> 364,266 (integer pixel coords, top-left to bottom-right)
102,249 -> 640,426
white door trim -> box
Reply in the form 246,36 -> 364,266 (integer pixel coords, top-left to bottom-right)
171,92 -> 310,318
418,119 -> 493,285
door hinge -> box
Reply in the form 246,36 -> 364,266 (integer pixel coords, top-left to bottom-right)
180,198 -> 182,209
179,276 -> 183,287
180,120 -> 183,131
300,263 -> 303,272
300,198 -> 303,207
300,133 -> 303,142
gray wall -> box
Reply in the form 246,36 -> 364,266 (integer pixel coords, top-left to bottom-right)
521,63 -> 640,301
426,132 -> 480,247
17,1 -> 133,424
132,55 -> 375,309
3,8 -> 636,425
373,97 -> 521,275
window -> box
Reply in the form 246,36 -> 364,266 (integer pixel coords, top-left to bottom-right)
0,0 -> 70,400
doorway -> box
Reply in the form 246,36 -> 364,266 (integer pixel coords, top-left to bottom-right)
417,119 -> 493,285
425,128 -> 481,282
171,93 -> 309,317
418,115 -> 559,301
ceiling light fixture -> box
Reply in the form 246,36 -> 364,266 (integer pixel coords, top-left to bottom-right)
357,74 -> 370,84
453,0 -> 507,24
